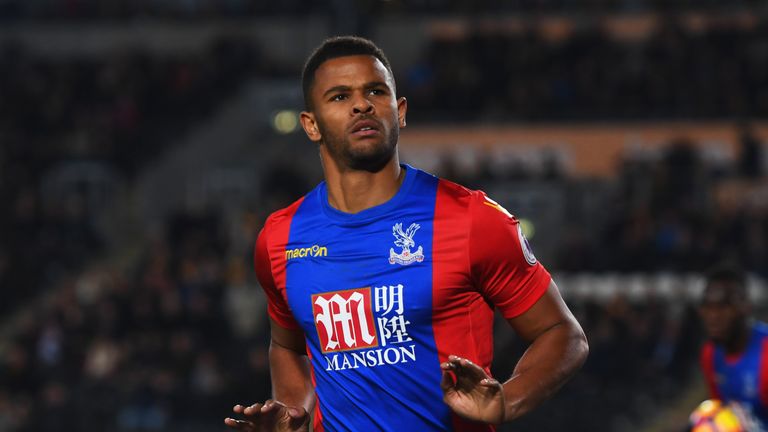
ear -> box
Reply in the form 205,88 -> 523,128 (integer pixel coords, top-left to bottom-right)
397,97 -> 407,128
300,111 -> 322,142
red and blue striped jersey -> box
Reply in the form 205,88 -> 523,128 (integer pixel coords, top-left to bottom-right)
255,165 -> 551,432
701,322 -> 768,429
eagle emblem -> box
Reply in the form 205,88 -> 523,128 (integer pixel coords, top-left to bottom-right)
389,223 -> 425,265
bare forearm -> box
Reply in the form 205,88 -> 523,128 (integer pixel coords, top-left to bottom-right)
501,318 -> 588,422
269,340 -> 315,413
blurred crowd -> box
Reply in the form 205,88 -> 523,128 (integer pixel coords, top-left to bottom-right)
405,18 -> 768,122
421,126 -> 768,276
557,129 -> 768,275
0,38 -> 259,175
0,38 -> 259,316
0,211 -> 271,432
0,0 -> 759,20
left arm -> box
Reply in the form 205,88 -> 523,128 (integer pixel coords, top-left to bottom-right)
441,280 -> 588,424
500,280 -> 588,421
441,192 -> 588,424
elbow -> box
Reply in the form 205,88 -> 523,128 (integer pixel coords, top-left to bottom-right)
577,332 -> 589,366
572,322 -> 589,368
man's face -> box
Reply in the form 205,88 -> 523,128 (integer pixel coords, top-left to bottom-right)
301,55 -> 407,172
698,281 -> 748,344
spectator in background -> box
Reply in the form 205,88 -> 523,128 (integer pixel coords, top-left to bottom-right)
738,124 -> 764,179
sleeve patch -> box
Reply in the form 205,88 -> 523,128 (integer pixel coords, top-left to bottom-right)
517,223 -> 537,266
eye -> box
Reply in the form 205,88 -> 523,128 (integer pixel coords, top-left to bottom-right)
330,94 -> 348,102
369,88 -> 386,96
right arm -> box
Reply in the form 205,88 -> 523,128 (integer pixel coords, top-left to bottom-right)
256,218 -> 314,411
225,329 -> 313,432
225,221 -> 312,431
269,318 -> 315,413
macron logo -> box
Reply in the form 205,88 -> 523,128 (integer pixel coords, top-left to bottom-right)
285,245 -> 328,260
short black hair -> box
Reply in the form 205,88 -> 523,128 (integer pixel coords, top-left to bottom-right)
705,263 -> 748,299
301,36 -> 394,111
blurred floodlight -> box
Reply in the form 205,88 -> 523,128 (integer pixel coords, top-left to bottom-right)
272,110 -> 299,134
519,218 -> 535,239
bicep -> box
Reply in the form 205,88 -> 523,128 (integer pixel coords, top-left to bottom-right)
270,317 -> 307,355
506,280 -> 581,343
268,319 -> 314,408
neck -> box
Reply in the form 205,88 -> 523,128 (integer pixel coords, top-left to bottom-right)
319,148 -> 404,214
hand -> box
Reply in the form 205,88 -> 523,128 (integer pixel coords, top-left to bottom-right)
224,400 -> 309,432
440,355 -> 505,424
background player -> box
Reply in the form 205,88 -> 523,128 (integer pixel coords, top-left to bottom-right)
224,36 -> 589,431
699,265 -> 768,430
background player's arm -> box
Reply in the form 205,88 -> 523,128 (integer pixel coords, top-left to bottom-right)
501,280 -> 588,421
269,318 -> 315,413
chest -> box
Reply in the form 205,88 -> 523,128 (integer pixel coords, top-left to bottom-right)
284,217 -> 431,345
280,216 -> 476,351
715,349 -> 763,401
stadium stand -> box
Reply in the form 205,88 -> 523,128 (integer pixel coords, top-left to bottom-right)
0,37 -> 261,315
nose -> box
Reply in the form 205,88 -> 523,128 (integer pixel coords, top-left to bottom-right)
352,93 -> 374,115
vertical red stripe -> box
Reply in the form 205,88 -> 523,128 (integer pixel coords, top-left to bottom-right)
432,180 -> 495,432
255,198 -> 306,329
262,197 -> 325,430
267,197 -> 305,306
701,342 -> 722,400
758,339 -> 768,408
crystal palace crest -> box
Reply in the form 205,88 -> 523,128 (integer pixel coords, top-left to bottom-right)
389,223 -> 425,266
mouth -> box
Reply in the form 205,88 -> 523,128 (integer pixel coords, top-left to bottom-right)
350,119 -> 381,138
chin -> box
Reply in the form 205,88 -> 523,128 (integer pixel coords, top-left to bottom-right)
345,143 -> 395,172
346,154 -> 392,172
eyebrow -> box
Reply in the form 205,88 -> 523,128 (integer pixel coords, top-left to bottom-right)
322,81 -> 390,98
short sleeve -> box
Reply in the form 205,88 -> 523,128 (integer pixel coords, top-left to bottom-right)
700,342 -> 721,400
469,192 -> 551,319
254,220 -> 300,330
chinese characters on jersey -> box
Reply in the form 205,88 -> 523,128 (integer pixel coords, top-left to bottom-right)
313,285 -> 416,371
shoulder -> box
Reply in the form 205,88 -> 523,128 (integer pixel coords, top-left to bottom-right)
702,340 -> 716,354
435,176 -> 474,200
254,195 -> 308,281
753,321 -> 768,334
407,165 -> 494,211
434,177 -> 507,217
261,196 -> 308,234
256,195 -> 308,259
701,340 -> 717,361
431,177 -> 525,247
753,322 -> 768,341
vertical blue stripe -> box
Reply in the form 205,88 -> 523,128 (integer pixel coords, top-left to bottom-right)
712,324 -> 768,426
282,167 -> 451,431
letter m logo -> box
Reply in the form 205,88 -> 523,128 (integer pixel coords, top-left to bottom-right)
312,288 -> 379,353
